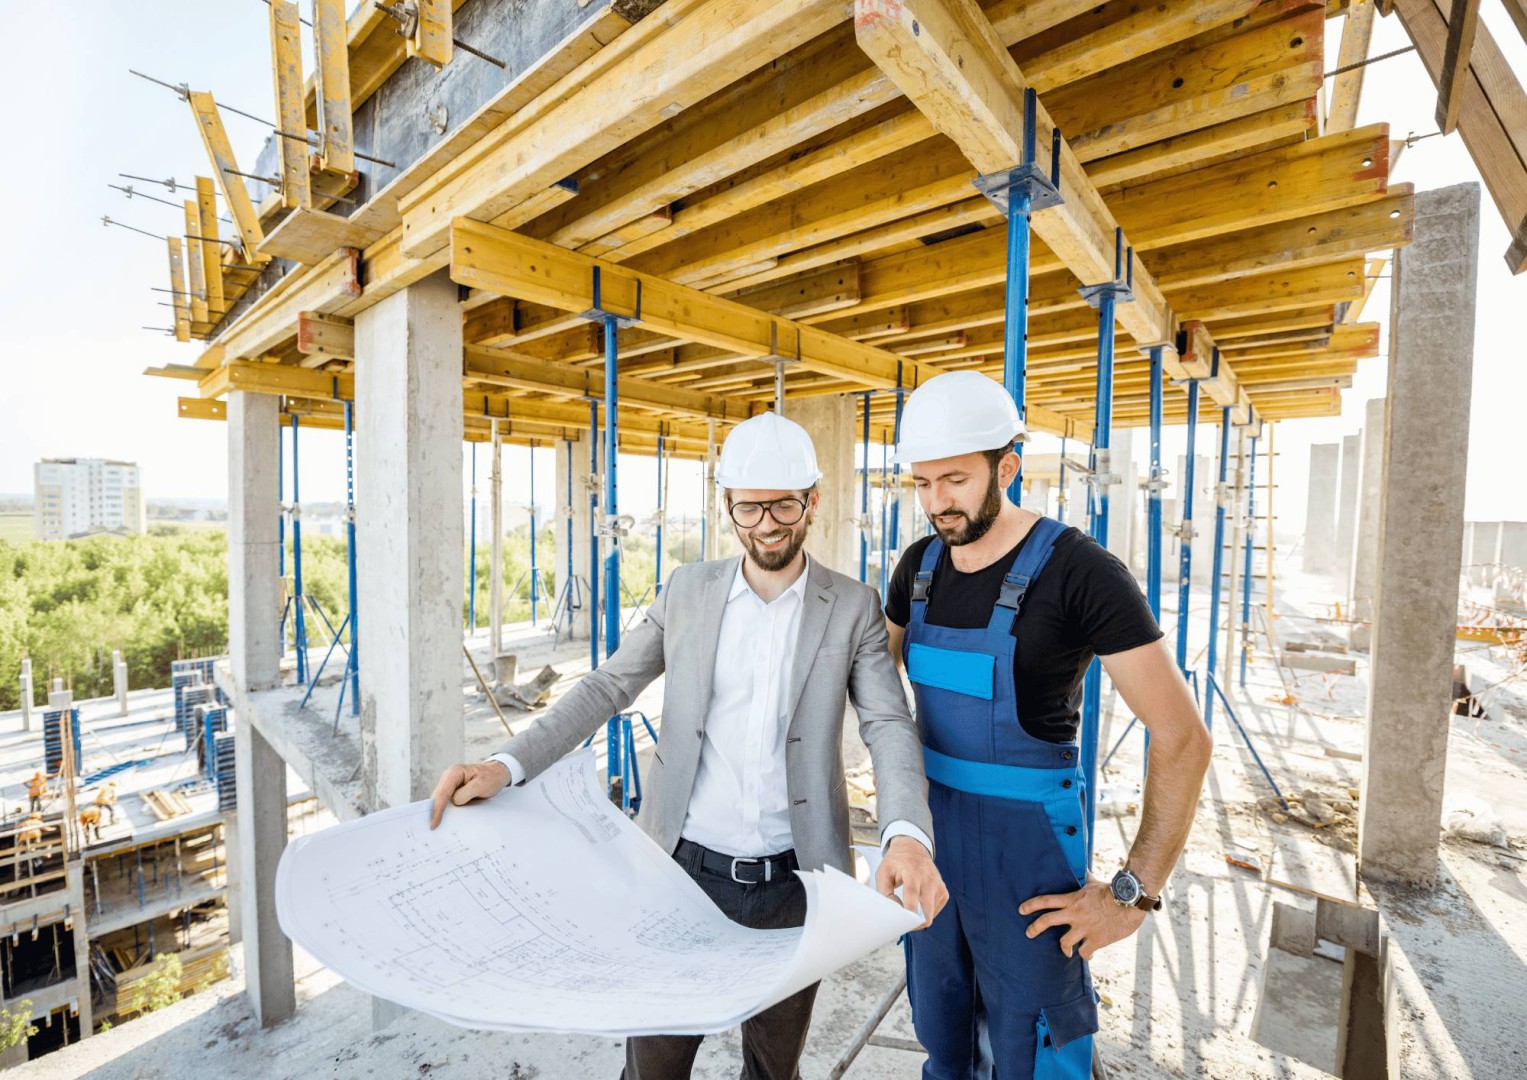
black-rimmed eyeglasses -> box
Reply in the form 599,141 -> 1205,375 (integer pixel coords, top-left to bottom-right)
728,497 -> 807,528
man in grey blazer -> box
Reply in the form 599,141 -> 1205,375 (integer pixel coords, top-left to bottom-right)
430,412 -> 946,1080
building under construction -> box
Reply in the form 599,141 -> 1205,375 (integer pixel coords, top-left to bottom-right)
34,0 -> 1527,1076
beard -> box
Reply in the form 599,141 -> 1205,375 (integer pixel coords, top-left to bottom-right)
743,520 -> 810,572
930,467 -> 1004,547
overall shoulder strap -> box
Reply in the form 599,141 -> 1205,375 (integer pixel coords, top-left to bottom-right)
986,517 -> 1068,633
909,538 -> 943,627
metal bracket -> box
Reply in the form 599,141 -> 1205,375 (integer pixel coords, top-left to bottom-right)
579,266 -> 642,327
971,88 -> 1065,217
598,514 -> 635,540
1177,519 -> 1196,542
1078,229 -> 1136,309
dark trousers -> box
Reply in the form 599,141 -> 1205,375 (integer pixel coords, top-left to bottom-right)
621,839 -> 819,1080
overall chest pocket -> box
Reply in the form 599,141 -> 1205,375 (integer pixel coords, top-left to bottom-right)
907,643 -> 995,700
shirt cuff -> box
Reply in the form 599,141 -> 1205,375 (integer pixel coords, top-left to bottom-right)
881,820 -> 932,858
486,753 -> 525,787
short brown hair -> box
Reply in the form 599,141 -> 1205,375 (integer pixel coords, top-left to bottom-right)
981,441 -> 1017,474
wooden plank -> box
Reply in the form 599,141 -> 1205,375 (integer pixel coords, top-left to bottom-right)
182,200 -> 209,324
187,91 -> 267,261
1435,0 -> 1483,134
1328,0 -> 1377,134
195,177 -> 225,320
1266,841 -> 1359,906
1090,102 -> 1318,191
453,218 -> 952,392
854,0 -> 1174,348
267,0 -> 311,210
312,0 -> 354,174
399,0 -> 848,259
1395,0 -> 1527,272
167,238 -> 190,343
258,206 -> 379,264
296,312 -> 355,363
463,347 -> 751,423
177,397 -> 226,422
219,248 -> 361,360
408,0 -> 453,68
728,260 -> 863,319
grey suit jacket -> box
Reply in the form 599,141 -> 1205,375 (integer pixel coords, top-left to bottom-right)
497,556 -> 933,874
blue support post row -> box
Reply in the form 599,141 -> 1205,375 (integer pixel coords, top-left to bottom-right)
888,366 -> 905,562
289,415 -> 310,685
1239,432 -> 1259,688
860,392 -> 870,583
1175,381 -> 1201,676
1100,345 -> 1165,779
971,86 -> 1063,506
1076,228 -> 1133,857
579,267 -> 648,811
654,432 -> 665,598
1203,401 -> 1232,733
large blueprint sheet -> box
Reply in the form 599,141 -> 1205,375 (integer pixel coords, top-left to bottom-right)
276,751 -> 920,1035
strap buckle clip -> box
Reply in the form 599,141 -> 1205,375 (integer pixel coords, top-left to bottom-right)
730,856 -> 770,884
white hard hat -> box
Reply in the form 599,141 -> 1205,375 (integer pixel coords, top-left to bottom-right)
891,371 -> 1025,465
716,412 -> 822,490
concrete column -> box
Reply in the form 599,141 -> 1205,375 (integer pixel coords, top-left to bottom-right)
1348,397 -> 1387,647
66,867 -> 92,1038
553,438 -> 593,639
790,393 -> 857,575
1335,433 -> 1361,586
223,815 -> 242,946
1465,520 -> 1497,586
225,389 -> 291,1026
112,650 -> 128,716
234,715 -> 295,1025
1358,184 -> 1479,887
1184,453 -> 1215,585
1301,442 -> 1339,575
227,392 -> 282,696
1499,522 -> 1527,573
356,270 -> 465,812
1027,477 -> 1051,518
19,657 -> 32,733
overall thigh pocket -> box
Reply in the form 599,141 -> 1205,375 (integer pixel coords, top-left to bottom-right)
1033,990 -> 1098,1080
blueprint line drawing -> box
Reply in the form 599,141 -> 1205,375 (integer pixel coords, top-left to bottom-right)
276,751 -> 921,1035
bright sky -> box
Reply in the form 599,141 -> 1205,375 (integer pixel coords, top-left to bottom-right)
0,3 -> 1521,530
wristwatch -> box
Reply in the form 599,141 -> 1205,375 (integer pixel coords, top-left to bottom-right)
1109,868 -> 1162,911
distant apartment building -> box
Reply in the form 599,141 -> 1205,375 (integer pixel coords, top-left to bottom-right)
33,458 -> 146,540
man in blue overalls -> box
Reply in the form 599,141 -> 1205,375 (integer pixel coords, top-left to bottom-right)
883,372 -> 1213,1079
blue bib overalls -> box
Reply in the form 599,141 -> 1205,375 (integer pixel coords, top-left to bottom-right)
903,519 -> 1098,1079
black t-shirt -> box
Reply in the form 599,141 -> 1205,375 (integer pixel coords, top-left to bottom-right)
884,524 -> 1163,744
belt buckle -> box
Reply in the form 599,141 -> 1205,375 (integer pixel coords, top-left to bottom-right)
730,856 -> 768,884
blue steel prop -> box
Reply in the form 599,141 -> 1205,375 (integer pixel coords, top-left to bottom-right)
878,432 -> 890,599
580,267 -> 653,807
888,366 -> 904,561
1100,346 -> 1165,778
971,87 -> 1063,506
277,425 -> 286,643
1175,381 -> 1201,674
860,392 -> 871,583
1239,431 -> 1259,687
1076,229 -> 1133,854
298,398 -> 360,729
587,401 -> 601,672
288,415 -> 311,685
1203,402 -> 1231,733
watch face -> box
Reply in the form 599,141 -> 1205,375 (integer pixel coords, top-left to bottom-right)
1111,871 -> 1141,905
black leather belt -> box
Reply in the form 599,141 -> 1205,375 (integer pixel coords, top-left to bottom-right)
679,838 -> 799,885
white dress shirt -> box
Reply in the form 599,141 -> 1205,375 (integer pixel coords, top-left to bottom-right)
491,555 -> 931,859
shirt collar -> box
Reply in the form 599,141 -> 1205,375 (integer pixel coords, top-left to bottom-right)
728,552 -> 812,604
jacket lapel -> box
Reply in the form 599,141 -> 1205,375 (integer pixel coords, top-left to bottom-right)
688,559 -> 732,734
784,559 -> 836,732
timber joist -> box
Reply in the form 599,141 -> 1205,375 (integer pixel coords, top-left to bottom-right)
157,0 -> 1441,449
